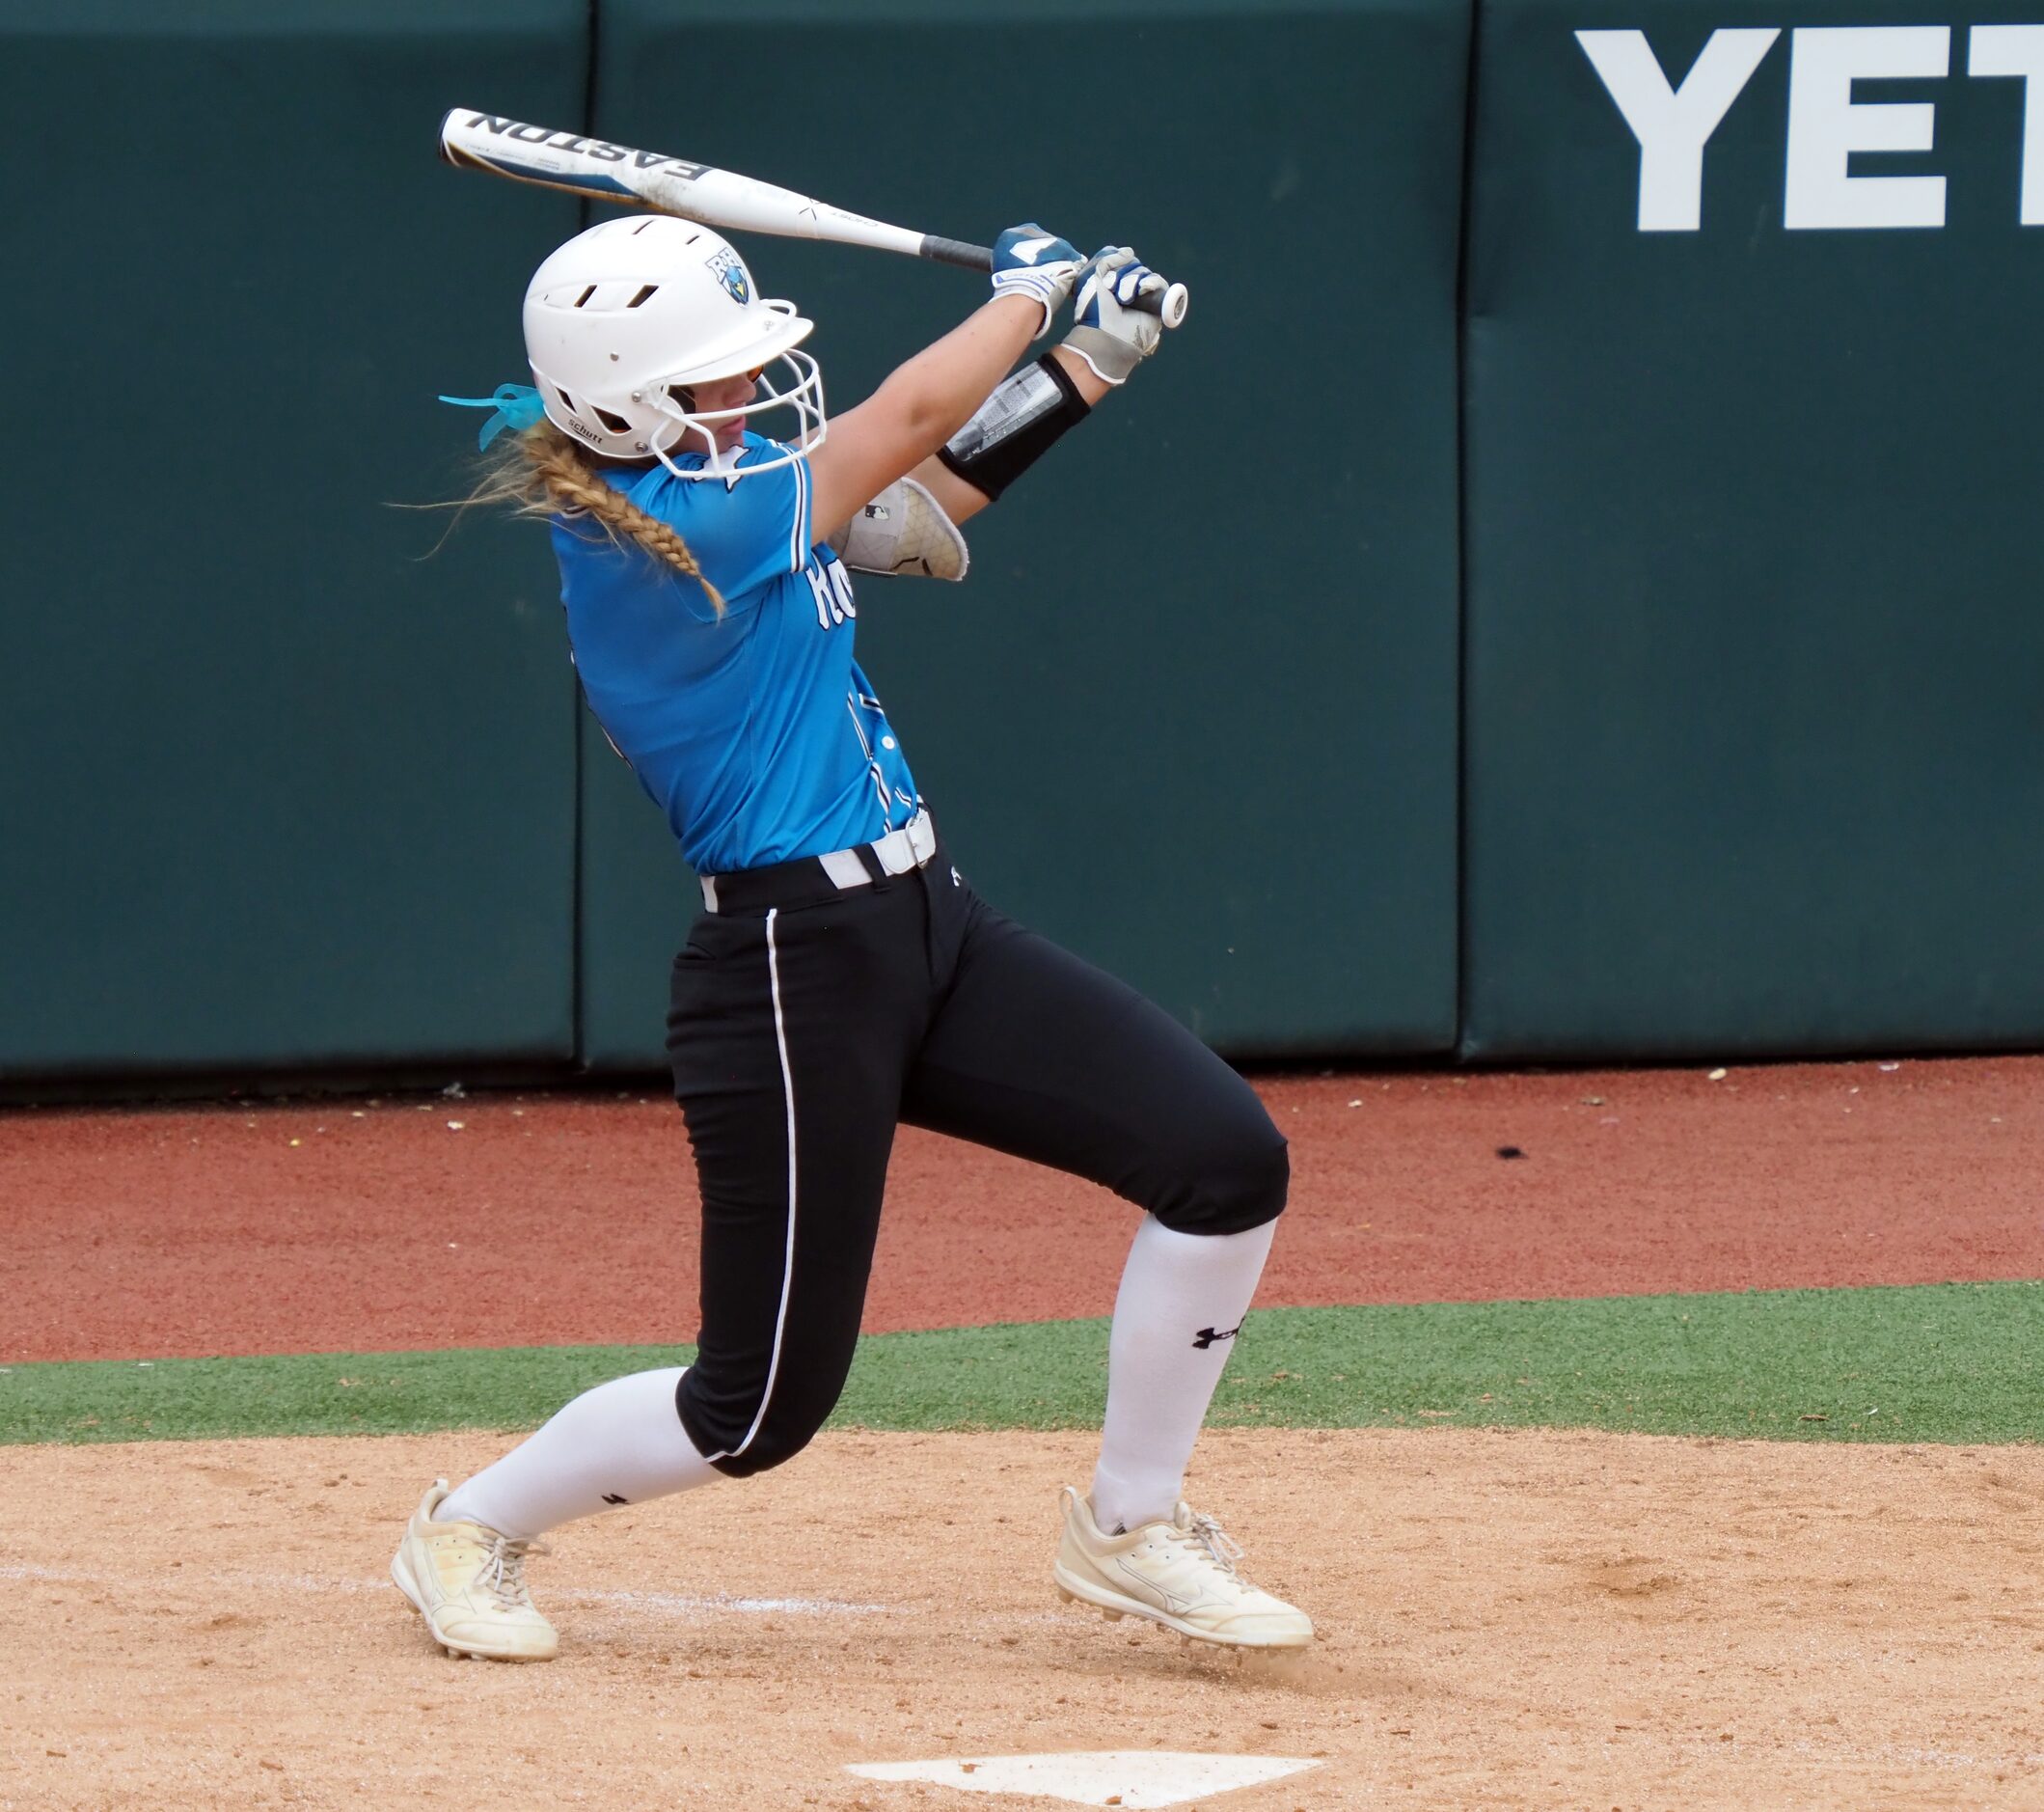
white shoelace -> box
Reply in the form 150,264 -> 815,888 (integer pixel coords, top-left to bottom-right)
1178,1510 -> 1245,1577
476,1534 -> 547,1611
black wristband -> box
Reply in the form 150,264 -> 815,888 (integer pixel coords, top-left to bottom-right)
937,354 -> 1090,503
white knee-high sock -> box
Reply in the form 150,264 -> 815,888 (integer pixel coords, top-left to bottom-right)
436,1366 -> 721,1540
1089,1215 -> 1276,1534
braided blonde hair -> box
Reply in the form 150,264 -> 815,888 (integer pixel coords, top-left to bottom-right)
460,422 -> 725,616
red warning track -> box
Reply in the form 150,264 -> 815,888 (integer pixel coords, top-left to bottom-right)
4,1056 -> 2040,1363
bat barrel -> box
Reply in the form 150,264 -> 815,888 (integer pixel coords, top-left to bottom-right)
439,109 -> 1189,327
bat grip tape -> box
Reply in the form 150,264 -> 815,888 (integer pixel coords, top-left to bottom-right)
920,234 -> 994,271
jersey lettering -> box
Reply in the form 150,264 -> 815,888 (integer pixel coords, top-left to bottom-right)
805,563 -> 839,628
804,553 -> 858,630
828,559 -> 858,620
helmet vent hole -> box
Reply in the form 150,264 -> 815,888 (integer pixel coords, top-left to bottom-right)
556,387 -> 577,413
627,285 -> 660,308
594,408 -> 633,434
573,286 -> 596,308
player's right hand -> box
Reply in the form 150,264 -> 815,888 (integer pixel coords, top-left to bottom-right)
989,224 -> 1085,339
1063,246 -> 1166,385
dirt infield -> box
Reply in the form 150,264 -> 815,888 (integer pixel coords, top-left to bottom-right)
6,1056 -> 2042,1364
3,1425 -> 2038,1810
7,1057 -> 2040,1808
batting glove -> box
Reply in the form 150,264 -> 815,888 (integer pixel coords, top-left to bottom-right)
990,223 -> 1085,339
1063,246 -> 1165,385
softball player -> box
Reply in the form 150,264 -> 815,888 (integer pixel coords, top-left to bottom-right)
394,215 -> 1313,1661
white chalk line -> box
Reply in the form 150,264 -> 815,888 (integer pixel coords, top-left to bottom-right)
0,1562 -> 892,1619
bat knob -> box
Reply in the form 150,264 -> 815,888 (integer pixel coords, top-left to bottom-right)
1126,276 -> 1190,328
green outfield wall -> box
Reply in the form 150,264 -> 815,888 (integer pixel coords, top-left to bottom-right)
0,1 -> 589,1079
1459,2 -> 2044,1058
1,0 -> 2037,1087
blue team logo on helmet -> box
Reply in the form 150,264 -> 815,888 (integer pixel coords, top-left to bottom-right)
708,246 -> 750,306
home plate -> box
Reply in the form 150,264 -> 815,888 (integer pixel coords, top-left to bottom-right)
844,1751 -> 1322,1806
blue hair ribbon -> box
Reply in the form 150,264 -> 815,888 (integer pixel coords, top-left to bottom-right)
437,383 -> 546,450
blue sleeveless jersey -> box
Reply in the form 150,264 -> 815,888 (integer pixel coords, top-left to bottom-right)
550,435 -> 921,875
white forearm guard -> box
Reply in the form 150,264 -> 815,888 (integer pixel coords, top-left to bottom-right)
826,477 -> 969,582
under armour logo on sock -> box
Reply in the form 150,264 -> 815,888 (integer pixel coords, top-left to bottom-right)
1191,1324 -> 1240,1350
601,1493 -> 629,1505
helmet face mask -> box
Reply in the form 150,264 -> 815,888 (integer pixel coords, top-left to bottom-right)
522,215 -> 827,480
636,343 -> 826,480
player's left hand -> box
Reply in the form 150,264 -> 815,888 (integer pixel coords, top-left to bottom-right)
990,224 -> 1086,339
1063,247 -> 1166,385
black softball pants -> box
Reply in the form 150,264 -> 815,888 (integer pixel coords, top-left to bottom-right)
666,841 -> 1288,1478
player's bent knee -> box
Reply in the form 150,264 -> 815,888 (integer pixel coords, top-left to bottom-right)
705,1417 -> 824,1480
696,1397 -> 833,1479
678,1367 -> 839,1479
1155,1116 -> 1290,1237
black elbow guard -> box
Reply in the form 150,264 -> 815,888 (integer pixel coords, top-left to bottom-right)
937,354 -> 1090,503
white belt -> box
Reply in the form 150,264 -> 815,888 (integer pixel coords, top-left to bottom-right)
700,809 -> 937,912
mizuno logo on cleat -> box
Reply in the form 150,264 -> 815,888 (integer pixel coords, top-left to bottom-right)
1191,1324 -> 1240,1350
601,1493 -> 629,1505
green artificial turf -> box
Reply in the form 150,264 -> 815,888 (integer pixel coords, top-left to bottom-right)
3,1281 -> 2038,1446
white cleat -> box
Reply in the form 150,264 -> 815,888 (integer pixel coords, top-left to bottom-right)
1052,1485 -> 1314,1651
391,1479 -> 559,1662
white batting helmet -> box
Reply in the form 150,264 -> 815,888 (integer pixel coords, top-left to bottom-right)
521,215 -> 826,480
